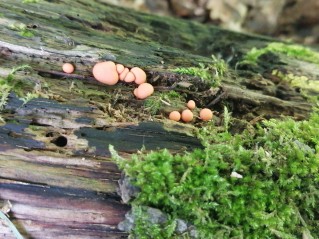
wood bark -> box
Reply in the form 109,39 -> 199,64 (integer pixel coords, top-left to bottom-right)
0,0 -> 318,238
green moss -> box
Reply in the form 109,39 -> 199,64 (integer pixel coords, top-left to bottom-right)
129,205 -> 178,239
242,42 -> 319,65
8,23 -> 34,38
111,110 -> 319,238
0,65 -> 40,110
20,92 -> 40,105
272,69 -> 319,93
22,0 -> 40,3
0,65 -> 30,109
144,91 -> 184,115
271,69 -> 319,103
172,55 -> 227,87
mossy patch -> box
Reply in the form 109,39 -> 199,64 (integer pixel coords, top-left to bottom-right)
272,69 -> 319,94
22,0 -> 40,3
242,42 -> 319,66
0,65 -> 38,110
8,23 -> 35,38
144,91 -> 185,115
172,55 -> 228,87
111,109 -> 319,238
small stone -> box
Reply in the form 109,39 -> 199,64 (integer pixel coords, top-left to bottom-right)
189,225 -> 199,238
175,219 -> 188,234
117,173 -> 140,203
293,140 -> 315,154
146,207 -> 167,224
230,171 -> 243,179
117,219 -> 134,232
125,210 -> 136,224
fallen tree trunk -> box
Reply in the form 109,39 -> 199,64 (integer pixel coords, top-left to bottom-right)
0,0 -> 318,238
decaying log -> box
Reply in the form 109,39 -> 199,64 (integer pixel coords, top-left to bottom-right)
0,0 -> 318,238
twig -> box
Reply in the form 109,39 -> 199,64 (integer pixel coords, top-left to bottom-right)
206,91 -> 227,107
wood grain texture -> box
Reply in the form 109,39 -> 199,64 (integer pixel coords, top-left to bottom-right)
0,0 -> 318,238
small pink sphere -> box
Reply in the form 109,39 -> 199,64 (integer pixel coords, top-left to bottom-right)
136,83 -> 154,99
200,108 -> 213,121
92,61 -> 119,85
131,67 -> 147,85
62,63 -> 74,74
187,100 -> 196,110
119,68 -> 129,81
181,109 -> 193,122
169,111 -> 181,121
116,64 -> 125,74
124,72 -> 136,83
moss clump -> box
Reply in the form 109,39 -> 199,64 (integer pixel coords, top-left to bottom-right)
0,65 -> 40,111
272,69 -> 319,94
22,0 -> 40,3
242,42 -> 319,66
8,23 -> 35,37
144,91 -> 184,115
111,111 -> 319,238
172,55 -> 227,87
0,65 -> 30,109
127,206 -> 178,239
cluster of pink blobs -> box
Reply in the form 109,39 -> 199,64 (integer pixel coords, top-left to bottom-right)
169,100 -> 213,123
62,62 -> 213,123
62,61 -> 154,99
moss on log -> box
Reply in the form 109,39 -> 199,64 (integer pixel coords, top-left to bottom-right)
0,0 -> 318,238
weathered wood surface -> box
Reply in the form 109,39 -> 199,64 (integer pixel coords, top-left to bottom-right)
0,0 -> 318,238
0,93 -> 201,238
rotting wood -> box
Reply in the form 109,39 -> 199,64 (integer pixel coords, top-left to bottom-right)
0,0 -> 318,238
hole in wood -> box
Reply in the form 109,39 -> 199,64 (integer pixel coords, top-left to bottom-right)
51,136 -> 68,147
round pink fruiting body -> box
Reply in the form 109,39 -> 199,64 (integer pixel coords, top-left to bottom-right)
119,68 -> 129,81
133,88 -> 138,97
169,111 -> 181,121
200,108 -> 213,121
187,100 -> 196,110
92,61 -> 119,85
136,83 -> 154,99
116,64 -> 125,74
124,72 -> 136,83
181,109 -> 193,122
131,67 -> 147,85
62,63 -> 74,74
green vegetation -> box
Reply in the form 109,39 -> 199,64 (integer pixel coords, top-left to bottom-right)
0,65 -> 30,109
144,91 -> 184,115
20,92 -> 40,105
111,108 -> 319,238
129,206 -> 178,239
172,55 -> 227,87
22,0 -> 40,3
272,69 -> 319,94
241,42 -> 319,66
8,23 -> 35,37
0,65 -> 40,112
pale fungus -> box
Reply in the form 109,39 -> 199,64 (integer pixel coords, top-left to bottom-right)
187,100 -> 196,110
181,109 -> 193,122
130,67 -> 147,85
200,108 -> 213,121
169,111 -> 181,121
92,61 -> 119,85
133,88 -> 139,97
136,83 -> 154,99
124,72 -> 136,83
62,63 -> 74,74
119,68 -> 129,81
116,64 -> 125,74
